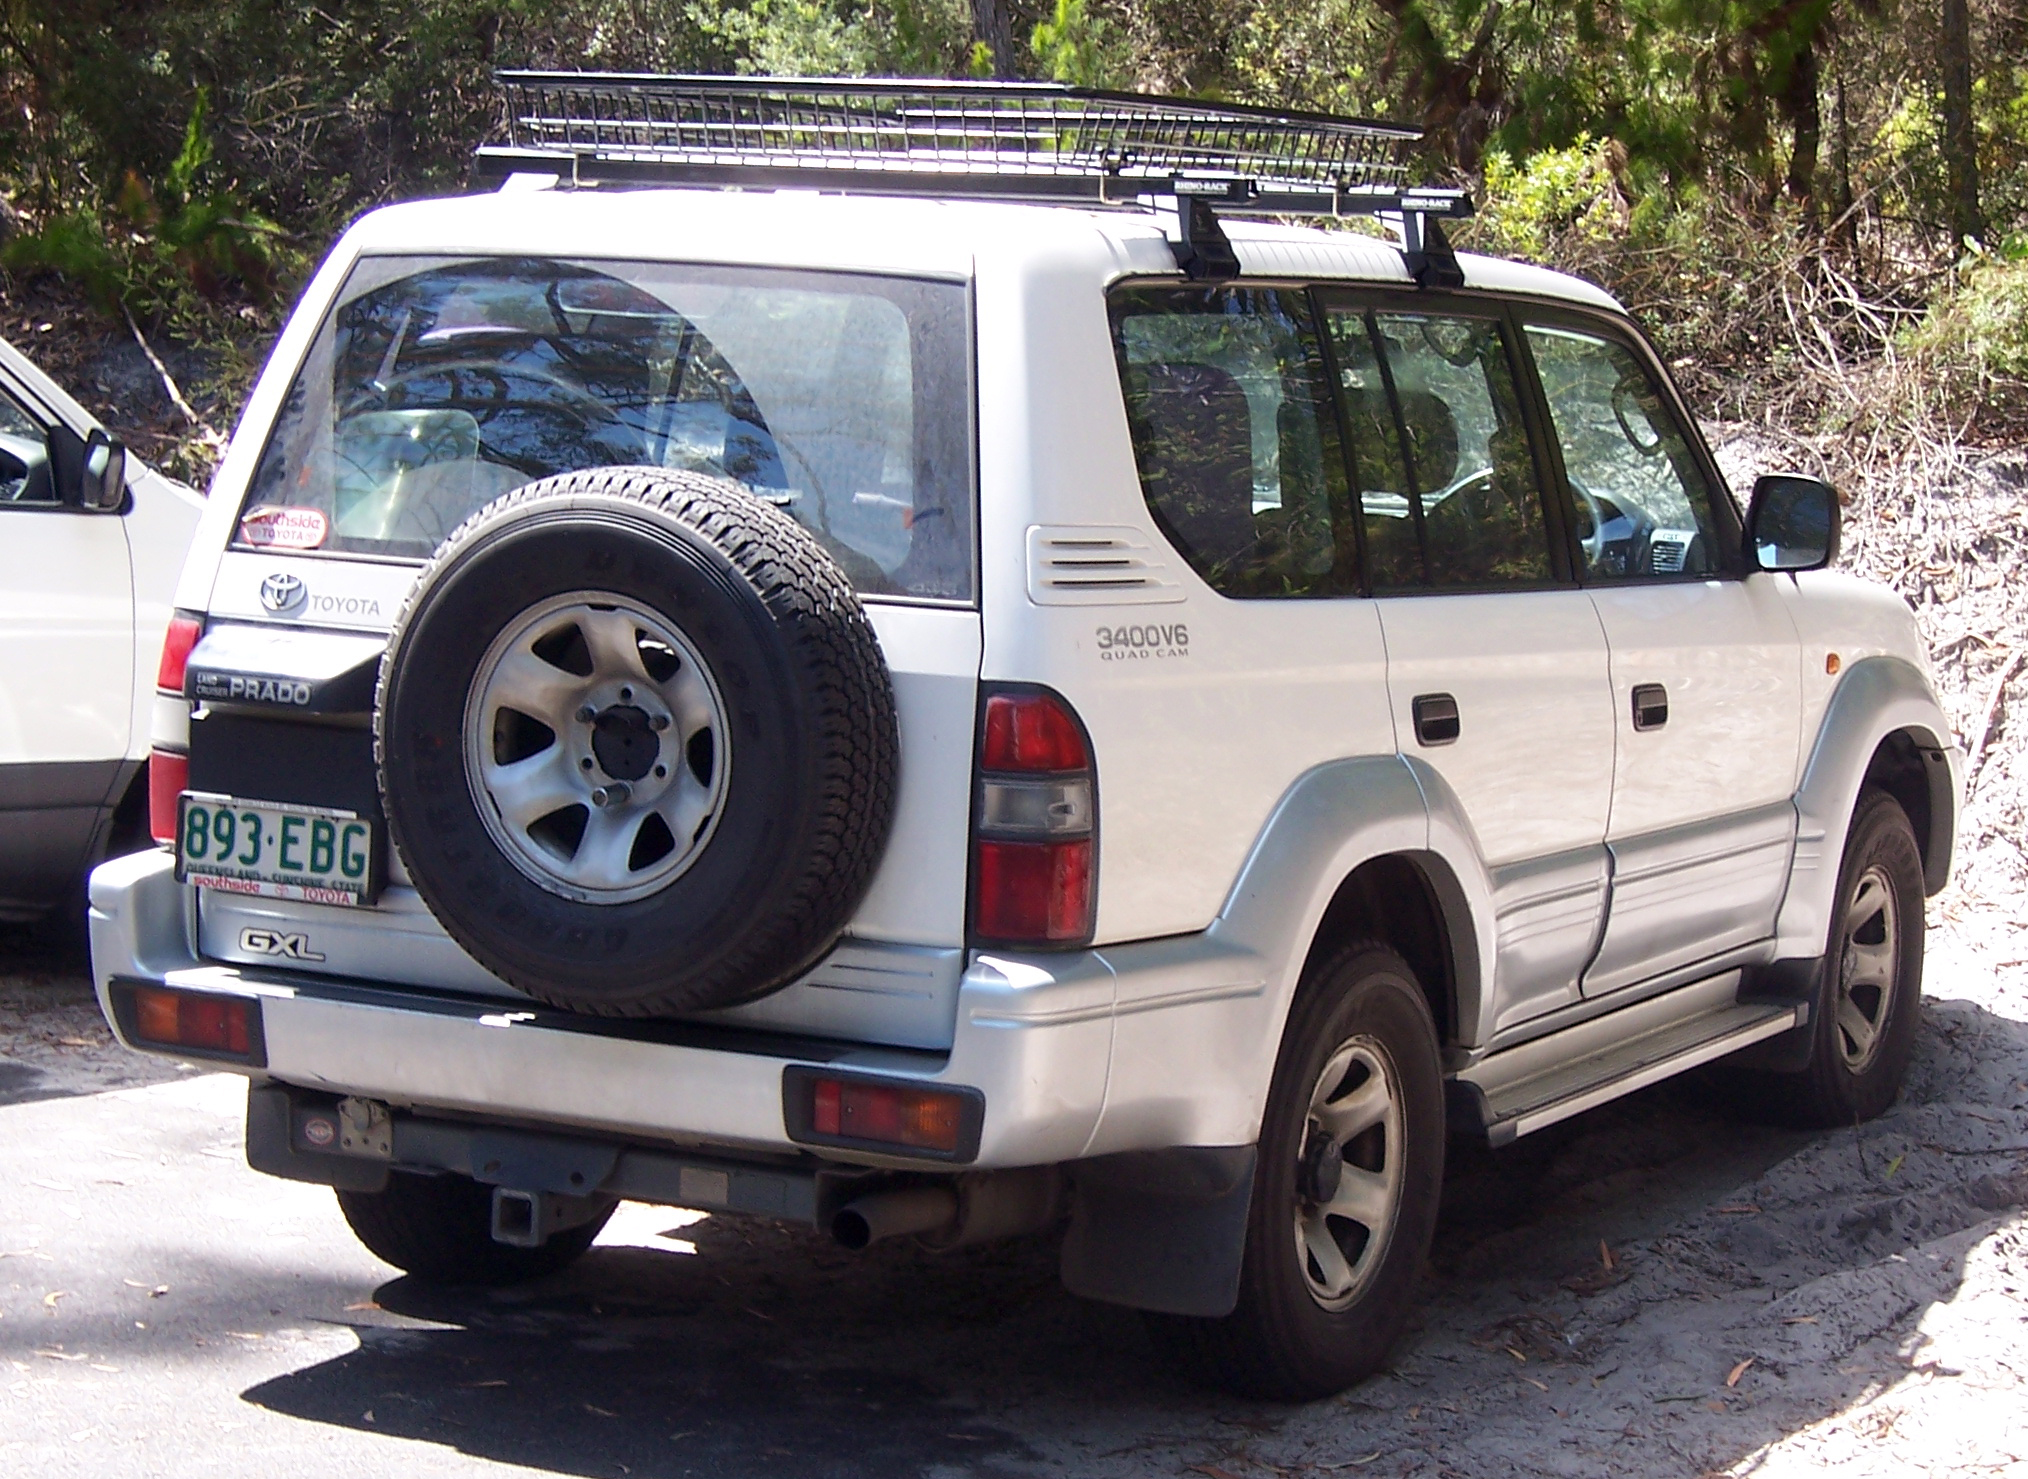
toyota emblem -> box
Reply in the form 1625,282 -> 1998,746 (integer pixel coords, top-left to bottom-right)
259,571 -> 307,615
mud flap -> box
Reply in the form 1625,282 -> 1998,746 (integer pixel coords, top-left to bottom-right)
1059,1145 -> 1256,1317
1730,955 -> 1826,1074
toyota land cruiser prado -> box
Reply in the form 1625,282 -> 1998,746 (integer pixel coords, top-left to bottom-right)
87,76 -> 1961,1398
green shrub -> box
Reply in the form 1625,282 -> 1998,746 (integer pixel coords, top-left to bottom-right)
1,89 -> 286,325
1472,136 -> 1629,266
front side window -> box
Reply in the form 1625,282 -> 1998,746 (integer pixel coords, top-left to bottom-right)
1326,305 -> 1552,590
239,256 -> 974,601
1110,286 -> 1351,598
0,389 -> 54,505
1524,324 -> 1725,579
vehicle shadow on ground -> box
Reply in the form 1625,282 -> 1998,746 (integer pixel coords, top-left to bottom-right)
239,998 -> 2028,1479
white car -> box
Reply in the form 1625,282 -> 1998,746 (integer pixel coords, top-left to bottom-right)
88,77 -> 1960,1399
0,335 -> 202,923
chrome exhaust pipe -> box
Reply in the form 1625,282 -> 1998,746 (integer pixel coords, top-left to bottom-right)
830,1186 -> 960,1250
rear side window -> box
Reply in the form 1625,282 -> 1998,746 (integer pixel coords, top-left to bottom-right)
1523,324 -> 1726,579
1324,305 -> 1553,590
1109,286 -> 1352,598
238,256 -> 974,602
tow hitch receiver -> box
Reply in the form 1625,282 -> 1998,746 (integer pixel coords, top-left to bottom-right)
490,1187 -> 615,1248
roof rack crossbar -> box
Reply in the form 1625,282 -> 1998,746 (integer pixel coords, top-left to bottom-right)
478,74 -> 1473,286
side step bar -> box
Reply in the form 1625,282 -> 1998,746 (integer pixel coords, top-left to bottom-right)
1456,971 -> 1805,1146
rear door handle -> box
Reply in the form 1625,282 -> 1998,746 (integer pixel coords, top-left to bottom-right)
1412,692 -> 1459,747
1631,683 -> 1669,731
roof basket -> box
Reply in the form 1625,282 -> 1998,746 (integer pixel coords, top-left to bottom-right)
477,73 -> 1470,285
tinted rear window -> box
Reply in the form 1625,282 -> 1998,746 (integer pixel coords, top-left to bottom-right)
237,256 -> 974,601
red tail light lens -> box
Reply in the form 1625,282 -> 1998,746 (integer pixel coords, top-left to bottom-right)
974,838 -> 1094,942
148,749 -> 188,846
120,984 -> 262,1063
981,692 -> 1089,771
156,612 -> 202,693
970,687 -> 1096,948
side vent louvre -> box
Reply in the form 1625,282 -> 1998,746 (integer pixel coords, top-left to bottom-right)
1026,526 -> 1184,607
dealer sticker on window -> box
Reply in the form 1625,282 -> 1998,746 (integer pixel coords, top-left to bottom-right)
176,792 -> 376,907
238,505 -> 329,551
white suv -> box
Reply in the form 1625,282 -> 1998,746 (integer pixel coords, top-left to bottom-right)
0,335 -> 201,924
88,77 -> 1961,1399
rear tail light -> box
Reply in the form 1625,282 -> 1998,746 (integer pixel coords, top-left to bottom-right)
148,749 -> 188,846
112,982 -> 265,1065
156,612 -> 203,693
783,1066 -> 982,1161
969,687 -> 1096,948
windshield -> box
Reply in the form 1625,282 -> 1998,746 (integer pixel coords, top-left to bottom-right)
237,256 -> 975,601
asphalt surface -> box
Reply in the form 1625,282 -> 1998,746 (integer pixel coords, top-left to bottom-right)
4,920 -> 2026,1479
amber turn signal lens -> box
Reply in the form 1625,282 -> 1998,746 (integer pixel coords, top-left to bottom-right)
130,986 -> 253,1058
808,1077 -> 964,1153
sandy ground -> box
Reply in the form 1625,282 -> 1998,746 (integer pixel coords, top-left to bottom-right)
3,900 -> 2025,1478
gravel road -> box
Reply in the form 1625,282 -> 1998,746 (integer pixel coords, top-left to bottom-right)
2,910 -> 2024,1478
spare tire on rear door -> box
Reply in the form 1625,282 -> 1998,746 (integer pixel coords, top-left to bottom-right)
375,466 -> 899,1017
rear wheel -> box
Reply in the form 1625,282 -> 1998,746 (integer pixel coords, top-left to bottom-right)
335,1171 -> 611,1286
1162,944 -> 1445,1400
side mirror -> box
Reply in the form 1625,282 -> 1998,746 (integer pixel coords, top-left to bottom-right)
80,428 -> 127,512
1746,473 -> 1839,572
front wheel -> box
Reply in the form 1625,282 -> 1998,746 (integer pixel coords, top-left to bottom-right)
1162,944 -> 1445,1400
1742,787 -> 1925,1127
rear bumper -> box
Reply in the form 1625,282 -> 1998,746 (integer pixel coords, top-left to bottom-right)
88,849 -> 1273,1169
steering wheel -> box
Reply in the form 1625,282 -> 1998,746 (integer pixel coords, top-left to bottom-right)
1569,477 -> 1607,570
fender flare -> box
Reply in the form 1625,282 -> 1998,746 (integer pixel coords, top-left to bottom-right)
1774,655 -> 1961,959
1205,754 -> 1493,1052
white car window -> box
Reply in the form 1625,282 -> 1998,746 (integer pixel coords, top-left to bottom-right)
1524,324 -> 1724,579
238,257 -> 975,601
0,385 -> 55,505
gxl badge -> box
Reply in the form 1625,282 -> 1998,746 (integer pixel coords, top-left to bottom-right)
259,571 -> 307,615
238,927 -> 324,962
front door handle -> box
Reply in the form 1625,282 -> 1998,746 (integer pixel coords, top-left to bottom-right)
1412,692 -> 1460,747
1631,683 -> 1669,731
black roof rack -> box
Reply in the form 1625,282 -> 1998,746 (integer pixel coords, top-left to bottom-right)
477,73 -> 1470,286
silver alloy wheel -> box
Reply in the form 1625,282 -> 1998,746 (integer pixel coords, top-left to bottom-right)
1834,864 -> 1900,1072
463,591 -> 731,905
1293,1035 -> 1406,1310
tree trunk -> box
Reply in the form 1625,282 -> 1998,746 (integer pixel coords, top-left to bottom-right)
1833,59 -> 1857,253
971,0 -> 1017,80
1940,0 -> 1984,247
1781,37 -> 1820,211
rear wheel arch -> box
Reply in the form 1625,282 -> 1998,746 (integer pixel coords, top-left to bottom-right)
1297,853 -> 1473,1052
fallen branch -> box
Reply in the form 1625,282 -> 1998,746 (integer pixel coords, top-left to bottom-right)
122,305 -> 225,451
1965,647 -> 2026,795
